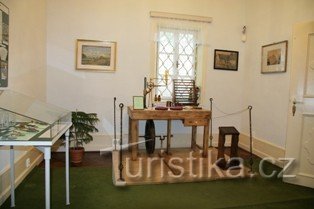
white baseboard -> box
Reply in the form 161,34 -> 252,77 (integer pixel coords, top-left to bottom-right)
0,147 -> 43,206
56,131 -> 286,168
239,133 -> 285,167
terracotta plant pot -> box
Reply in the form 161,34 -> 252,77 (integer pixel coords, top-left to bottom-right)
70,147 -> 85,166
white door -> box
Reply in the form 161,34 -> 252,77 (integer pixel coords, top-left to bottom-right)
284,21 -> 314,188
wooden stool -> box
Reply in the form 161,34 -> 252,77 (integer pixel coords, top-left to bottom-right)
217,126 -> 240,169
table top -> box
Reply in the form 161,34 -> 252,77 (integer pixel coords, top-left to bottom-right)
0,122 -> 72,146
128,106 -> 210,120
219,126 -> 240,135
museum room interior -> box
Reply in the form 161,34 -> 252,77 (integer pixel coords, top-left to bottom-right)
0,0 -> 314,209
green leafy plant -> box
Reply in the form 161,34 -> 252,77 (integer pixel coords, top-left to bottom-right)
70,111 -> 99,149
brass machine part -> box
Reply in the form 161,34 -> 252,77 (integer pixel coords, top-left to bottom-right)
143,71 -> 169,108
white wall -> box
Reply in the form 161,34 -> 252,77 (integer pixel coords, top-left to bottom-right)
1,0 -> 313,204
1,0 -> 310,158
0,0 -> 46,172
242,0 -> 314,147
0,0 -> 311,157
47,0 -> 247,150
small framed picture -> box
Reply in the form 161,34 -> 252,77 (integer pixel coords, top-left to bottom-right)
76,39 -> 116,71
214,49 -> 239,71
261,40 -> 288,74
133,96 -> 144,110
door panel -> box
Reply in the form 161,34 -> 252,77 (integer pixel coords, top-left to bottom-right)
305,34 -> 314,96
284,21 -> 314,188
299,115 -> 314,175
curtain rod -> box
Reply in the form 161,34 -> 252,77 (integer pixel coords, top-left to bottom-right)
150,11 -> 212,23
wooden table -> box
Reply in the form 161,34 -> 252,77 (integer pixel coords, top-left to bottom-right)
128,106 -> 211,160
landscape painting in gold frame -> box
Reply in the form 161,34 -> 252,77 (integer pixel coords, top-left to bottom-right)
76,39 -> 116,71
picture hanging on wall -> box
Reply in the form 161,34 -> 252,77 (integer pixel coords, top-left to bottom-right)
214,49 -> 239,71
0,3 -> 9,88
261,40 -> 288,74
76,39 -> 116,72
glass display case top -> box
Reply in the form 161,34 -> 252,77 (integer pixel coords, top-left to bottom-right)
0,90 -> 70,124
0,90 -> 71,142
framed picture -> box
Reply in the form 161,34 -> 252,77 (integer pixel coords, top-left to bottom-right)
133,96 -> 144,110
214,49 -> 239,71
261,40 -> 288,74
0,2 -> 9,88
76,39 -> 116,71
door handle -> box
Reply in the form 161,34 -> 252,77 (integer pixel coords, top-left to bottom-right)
292,99 -> 303,116
292,103 -> 296,116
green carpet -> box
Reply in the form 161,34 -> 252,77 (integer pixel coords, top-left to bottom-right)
1,160 -> 314,209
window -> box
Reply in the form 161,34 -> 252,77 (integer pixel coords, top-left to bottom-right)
155,27 -> 198,100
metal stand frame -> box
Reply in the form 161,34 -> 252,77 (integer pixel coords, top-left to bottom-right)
114,97 -> 117,151
209,98 -> 213,147
118,103 -> 125,181
248,106 -> 254,173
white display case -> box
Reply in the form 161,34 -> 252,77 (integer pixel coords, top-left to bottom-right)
0,90 -> 72,209
0,90 -> 71,145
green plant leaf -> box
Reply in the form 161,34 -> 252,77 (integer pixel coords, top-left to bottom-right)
70,111 -> 100,148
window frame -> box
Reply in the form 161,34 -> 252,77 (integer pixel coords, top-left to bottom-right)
155,26 -> 199,101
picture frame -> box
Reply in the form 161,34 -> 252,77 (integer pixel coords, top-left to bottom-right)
76,39 -> 116,71
0,2 -> 9,88
214,49 -> 239,71
133,96 -> 144,110
261,40 -> 288,74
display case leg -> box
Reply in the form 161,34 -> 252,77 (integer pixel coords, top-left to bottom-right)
44,147 -> 51,209
10,146 -> 15,208
65,129 -> 70,205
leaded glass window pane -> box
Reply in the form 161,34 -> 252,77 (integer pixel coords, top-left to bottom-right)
156,28 -> 198,100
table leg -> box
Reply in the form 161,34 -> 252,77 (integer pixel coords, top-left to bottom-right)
65,130 -> 70,205
128,117 -> 131,152
230,134 -> 239,158
228,134 -> 240,167
44,147 -> 51,209
10,146 -> 15,208
166,119 -> 172,155
191,126 -> 197,151
131,119 -> 139,161
217,133 -> 227,169
217,134 -> 226,160
202,124 -> 209,158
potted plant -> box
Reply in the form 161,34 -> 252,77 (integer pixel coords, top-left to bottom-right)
70,111 -> 99,165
